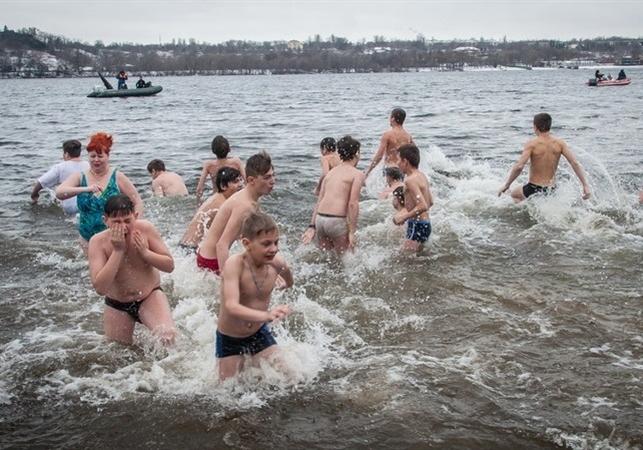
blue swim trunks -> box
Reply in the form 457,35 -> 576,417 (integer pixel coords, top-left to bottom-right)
406,219 -> 431,243
216,324 -> 277,358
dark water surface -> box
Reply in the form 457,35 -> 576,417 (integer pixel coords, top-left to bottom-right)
1,70 -> 642,449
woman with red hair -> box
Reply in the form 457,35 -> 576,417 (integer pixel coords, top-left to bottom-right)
57,132 -> 143,246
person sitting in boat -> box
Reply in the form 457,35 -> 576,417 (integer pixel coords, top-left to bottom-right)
617,69 -> 627,80
136,76 -> 146,89
594,70 -> 605,81
607,73 -> 613,80
117,70 -> 128,90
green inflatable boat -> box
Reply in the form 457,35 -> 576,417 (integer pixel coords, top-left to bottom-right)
87,85 -> 162,98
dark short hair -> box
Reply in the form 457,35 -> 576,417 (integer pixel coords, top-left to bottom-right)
384,167 -> 404,181
62,139 -> 82,157
391,108 -> 406,125
215,167 -> 242,192
241,211 -> 278,240
337,135 -> 361,161
246,151 -> 273,178
147,159 -> 165,172
104,194 -> 135,217
211,135 -> 230,158
320,137 -> 336,152
399,143 -> 420,168
533,113 -> 552,132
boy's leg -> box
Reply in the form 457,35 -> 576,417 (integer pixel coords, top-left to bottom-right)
402,239 -> 422,252
104,306 -> 136,345
138,289 -> 176,346
330,234 -> 350,252
510,185 -> 526,203
218,356 -> 244,380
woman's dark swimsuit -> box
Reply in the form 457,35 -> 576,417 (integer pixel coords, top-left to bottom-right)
77,170 -> 121,241
104,286 -> 163,323
215,324 -> 276,358
522,182 -> 554,199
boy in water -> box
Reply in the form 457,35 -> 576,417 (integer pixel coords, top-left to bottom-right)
195,135 -> 245,203
147,159 -> 189,197
314,137 -> 340,195
378,166 -> 405,200
88,194 -> 176,346
217,212 -> 293,380
498,113 -> 591,202
31,139 -> 89,215
393,144 -> 434,252
302,136 -> 365,253
363,108 -> 413,180
198,152 -> 275,274
180,167 -> 243,250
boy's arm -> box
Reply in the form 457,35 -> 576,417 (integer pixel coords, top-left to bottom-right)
133,221 -> 175,273
270,253 -> 293,288
30,181 -> 44,203
394,179 -> 428,225
215,209 -> 244,270
347,172 -> 365,249
235,158 -> 246,180
364,134 -> 388,179
32,165 -> 59,202
221,257 -> 272,323
561,142 -> 591,199
195,163 -> 210,202
89,230 -> 125,295
302,179 -> 325,244
117,172 -> 144,217
498,144 -> 532,196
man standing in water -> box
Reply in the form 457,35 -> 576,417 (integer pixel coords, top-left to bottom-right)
498,113 -> 591,202
197,152 -> 275,275
363,108 -> 413,180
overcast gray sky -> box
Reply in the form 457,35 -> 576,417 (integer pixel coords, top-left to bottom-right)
1,0 -> 642,44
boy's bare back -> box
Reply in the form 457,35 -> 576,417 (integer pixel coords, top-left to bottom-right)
382,128 -> 413,166
525,135 -> 565,186
153,171 -> 188,197
317,164 -> 365,216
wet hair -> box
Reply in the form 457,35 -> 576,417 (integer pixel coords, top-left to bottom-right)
215,167 -> 242,192
393,186 -> 405,207
391,108 -> 406,125
147,159 -> 165,173
104,194 -> 135,217
533,113 -> 552,132
241,211 -> 278,240
211,135 -> 230,159
320,137 -> 336,152
399,143 -> 420,168
62,139 -> 82,158
384,167 -> 404,181
245,151 -> 273,178
337,135 -> 361,161
87,132 -> 113,155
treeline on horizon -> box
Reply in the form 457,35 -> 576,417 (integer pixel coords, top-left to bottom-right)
1,25 -> 642,76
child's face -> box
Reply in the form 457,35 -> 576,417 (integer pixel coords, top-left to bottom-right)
224,177 -> 244,194
104,212 -> 137,236
244,229 -> 279,264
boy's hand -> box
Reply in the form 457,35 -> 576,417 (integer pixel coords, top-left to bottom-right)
301,227 -> 315,244
498,184 -> 509,196
133,230 -> 149,254
267,304 -> 291,322
393,211 -> 407,226
30,192 -> 39,203
110,224 -> 127,251
88,184 -> 103,194
582,185 -> 591,200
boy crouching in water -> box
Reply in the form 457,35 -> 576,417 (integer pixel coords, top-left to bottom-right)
88,194 -> 176,346
393,144 -> 434,252
217,212 -> 293,380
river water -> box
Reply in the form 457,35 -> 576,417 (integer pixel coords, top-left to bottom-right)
1,69 -> 642,449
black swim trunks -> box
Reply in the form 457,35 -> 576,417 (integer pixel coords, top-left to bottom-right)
215,324 -> 277,358
522,182 -> 554,199
104,286 -> 163,323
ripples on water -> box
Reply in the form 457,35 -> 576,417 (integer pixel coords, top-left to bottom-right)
1,70 -> 642,449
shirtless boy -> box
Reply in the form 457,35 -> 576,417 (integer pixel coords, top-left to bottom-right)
197,152 -> 274,274
88,194 -> 176,346
378,166 -> 405,200
180,167 -> 243,250
498,113 -> 591,202
314,137 -> 340,195
302,135 -> 365,252
363,108 -> 413,180
195,135 -> 245,203
147,159 -> 189,197
393,144 -> 434,252
216,212 -> 293,380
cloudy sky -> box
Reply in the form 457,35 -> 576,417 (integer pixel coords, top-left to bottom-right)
2,0 -> 642,44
